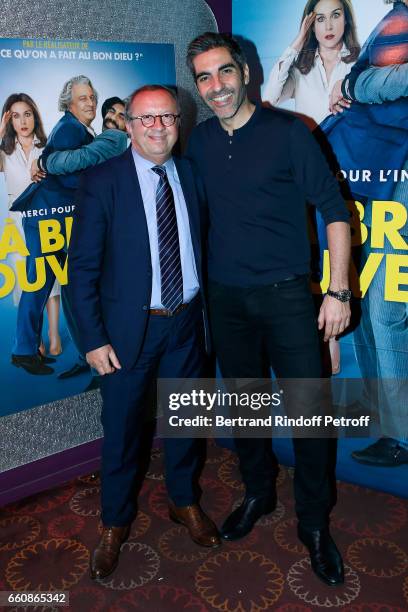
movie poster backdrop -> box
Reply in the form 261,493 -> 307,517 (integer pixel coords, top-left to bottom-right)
0,38 -> 176,417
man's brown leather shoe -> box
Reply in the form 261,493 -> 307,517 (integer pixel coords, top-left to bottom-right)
168,501 -> 221,548
90,525 -> 130,580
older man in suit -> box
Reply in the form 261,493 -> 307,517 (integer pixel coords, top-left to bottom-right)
67,85 -> 220,580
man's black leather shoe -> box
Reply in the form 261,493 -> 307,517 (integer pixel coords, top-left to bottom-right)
220,494 -> 276,540
11,354 -> 54,375
37,351 -> 56,364
298,526 -> 344,586
58,362 -> 91,379
351,437 -> 408,467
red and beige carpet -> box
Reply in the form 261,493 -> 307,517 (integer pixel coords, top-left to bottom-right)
1,441 -> 407,611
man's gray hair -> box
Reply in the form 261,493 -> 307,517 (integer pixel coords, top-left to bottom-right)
58,75 -> 98,112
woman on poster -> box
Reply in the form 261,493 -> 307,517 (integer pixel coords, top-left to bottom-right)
263,0 -> 360,374
264,0 -> 360,124
0,94 -> 62,355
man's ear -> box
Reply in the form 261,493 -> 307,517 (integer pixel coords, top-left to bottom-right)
243,63 -> 250,85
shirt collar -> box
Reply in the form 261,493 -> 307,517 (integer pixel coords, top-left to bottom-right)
15,136 -> 40,150
65,111 -> 96,137
315,42 -> 350,61
131,147 -> 176,180
81,122 -> 96,137
339,42 -> 351,58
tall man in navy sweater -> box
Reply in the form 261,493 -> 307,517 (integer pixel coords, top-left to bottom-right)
186,33 -> 351,586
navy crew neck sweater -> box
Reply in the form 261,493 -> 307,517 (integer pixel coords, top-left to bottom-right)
186,103 -> 349,287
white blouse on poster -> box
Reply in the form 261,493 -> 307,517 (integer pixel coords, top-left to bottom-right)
0,138 -> 60,303
263,44 -> 354,125
0,137 -> 42,213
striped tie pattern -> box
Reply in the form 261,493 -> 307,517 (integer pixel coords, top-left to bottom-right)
152,165 -> 183,311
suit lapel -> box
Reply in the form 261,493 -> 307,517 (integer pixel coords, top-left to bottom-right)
122,145 -> 144,204
119,146 -> 152,274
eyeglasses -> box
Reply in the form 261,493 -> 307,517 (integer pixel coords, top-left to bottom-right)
127,113 -> 180,127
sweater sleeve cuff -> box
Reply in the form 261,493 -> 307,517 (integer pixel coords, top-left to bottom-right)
37,154 -> 45,172
322,210 -> 350,226
341,73 -> 356,101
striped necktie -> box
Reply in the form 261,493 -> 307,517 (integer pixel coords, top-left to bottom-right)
152,165 -> 183,311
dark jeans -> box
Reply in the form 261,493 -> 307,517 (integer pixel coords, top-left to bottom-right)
208,276 -> 332,529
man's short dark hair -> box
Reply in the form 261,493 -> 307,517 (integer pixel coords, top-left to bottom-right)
124,85 -> 179,121
101,96 -> 125,119
186,32 -> 247,80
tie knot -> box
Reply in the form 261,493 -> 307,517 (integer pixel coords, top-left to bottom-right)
152,165 -> 167,178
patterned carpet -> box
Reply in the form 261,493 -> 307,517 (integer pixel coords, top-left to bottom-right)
1,441 -> 407,611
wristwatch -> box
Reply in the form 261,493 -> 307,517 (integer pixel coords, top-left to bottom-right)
327,288 -> 352,303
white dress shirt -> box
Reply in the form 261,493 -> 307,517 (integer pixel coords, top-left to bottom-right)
0,137 -> 42,217
263,44 -> 355,124
0,137 -> 60,303
131,148 -> 199,309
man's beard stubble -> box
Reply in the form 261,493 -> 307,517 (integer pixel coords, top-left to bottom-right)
103,117 -> 119,130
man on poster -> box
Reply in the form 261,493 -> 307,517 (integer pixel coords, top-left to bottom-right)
101,96 -> 126,131
186,32 -> 351,586
326,0 -> 408,466
67,85 -> 220,580
33,95 -> 127,181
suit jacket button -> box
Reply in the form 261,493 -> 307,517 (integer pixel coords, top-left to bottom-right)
142,305 -> 148,310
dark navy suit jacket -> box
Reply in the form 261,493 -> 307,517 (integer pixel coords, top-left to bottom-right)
67,146 -> 209,370
11,111 -> 93,225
